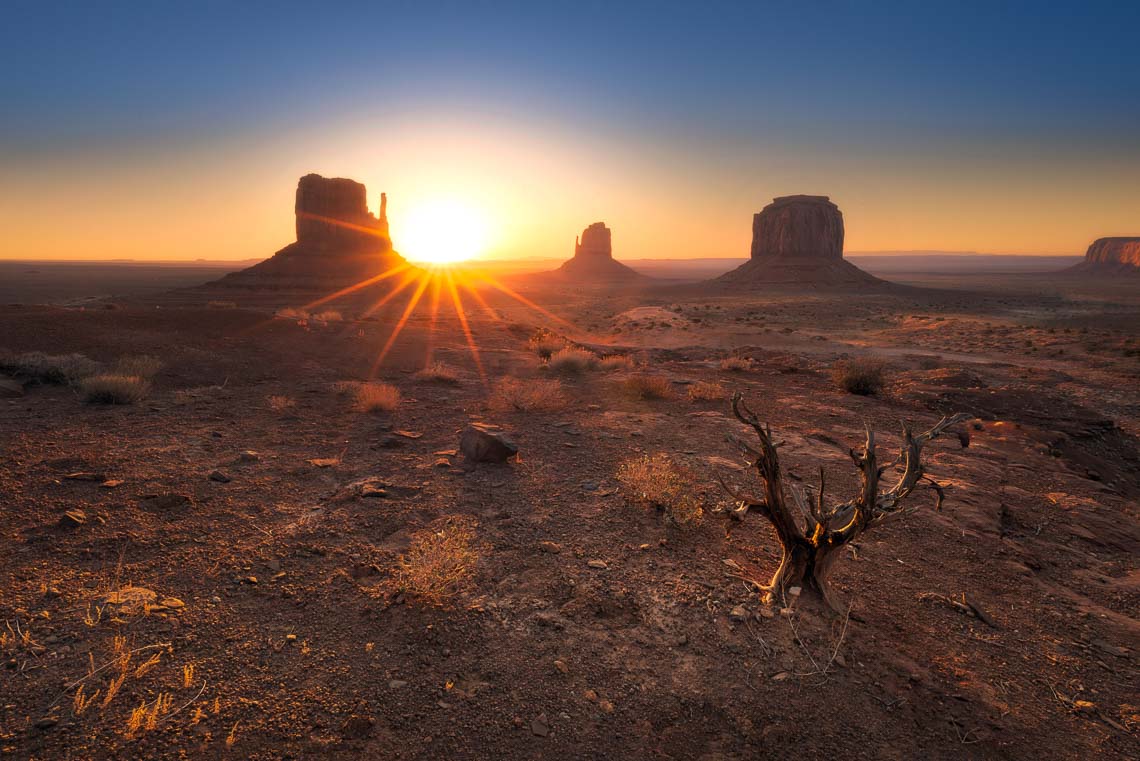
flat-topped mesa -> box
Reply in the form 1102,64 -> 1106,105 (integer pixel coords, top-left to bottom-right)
574,222 -> 613,259
1084,237 -> 1140,268
714,194 -> 882,289
294,173 -> 391,252
751,195 -> 843,260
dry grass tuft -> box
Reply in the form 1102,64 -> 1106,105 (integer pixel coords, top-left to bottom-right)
267,395 -> 296,412
528,330 -> 566,359
275,307 -> 309,321
113,355 -> 162,379
391,517 -> 479,605
488,377 -> 567,412
622,373 -> 673,400
0,351 -> 98,384
719,356 -> 754,372
832,356 -> 888,396
688,381 -> 728,401
617,454 -> 703,526
80,374 -> 151,404
414,361 -> 461,385
312,310 -> 343,323
598,354 -> 636,371
548,347 -> 597,374
354,382 -> 401,412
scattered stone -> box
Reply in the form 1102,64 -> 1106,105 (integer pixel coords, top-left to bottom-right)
208,470 -> 232,483
238,450 -> 260,462
433,449 -> 458,457
103,586 -> 157,615
787,586 -> 802,598
286,634 -> 297,643
553,659 -> 569,674
598,699 -> 615,713
433,457 -> 451,468
757,605 -> 775,619
779,608 -> 794,617
308,458 -> 339,468
64,471 -> 105,482
100,479 -> 124,488
388,679 -> 407,689
59,510 -> 87,528
160,597 -> 185,609
540,541 -> 562,554
459,426 -> 518,463
581,481 -> 598,491
360,484 -> 388,498
393,430 -> 424,439
530,716 -> 550,737
772,671 -> 791,682
729,605 -> 749,621
34,717 -> 58,730
341,714 -> 374,739
586,560 -> 608,570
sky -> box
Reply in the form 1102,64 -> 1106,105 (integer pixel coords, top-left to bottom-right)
1,1 -> 1138,262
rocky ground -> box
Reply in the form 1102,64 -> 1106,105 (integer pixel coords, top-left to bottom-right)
0,275 -> 1137,759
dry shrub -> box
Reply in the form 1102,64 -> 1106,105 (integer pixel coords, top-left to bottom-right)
617,454 -> 703,526
312,310 -> 343,323
528,330 -> 566,359
0,351 -> 98,384
113,355 -> 162,379
391,517 -> 479,605
598,354 -> 635,371
548,347 -> 597,374
267,395 -> 295,412
275,307 -> 309,320
80,374 -> 150,404
488,377 -> 567,412
622,373 -> 672,400
688,381 -> 727,401
354,382 -> 401,412
832,356 -> 888,396
719,356 -> 753,372
415,361 -> 460,385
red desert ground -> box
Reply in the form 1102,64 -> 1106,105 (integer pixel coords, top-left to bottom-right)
1,4 -> 1138,760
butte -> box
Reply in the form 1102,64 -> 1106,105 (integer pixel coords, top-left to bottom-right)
1065,237 -> 1140,276
550,222 -> 645,282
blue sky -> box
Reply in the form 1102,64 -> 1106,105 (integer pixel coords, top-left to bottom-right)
2,1 -> 1138,260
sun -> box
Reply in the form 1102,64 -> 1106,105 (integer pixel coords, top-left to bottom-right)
398,197 -> 489,265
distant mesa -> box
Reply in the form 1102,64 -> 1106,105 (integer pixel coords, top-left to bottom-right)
555,222 -> 645,281
1066,237 -> 1140,275
214,173 -> 405,289
715,195 -> 882,288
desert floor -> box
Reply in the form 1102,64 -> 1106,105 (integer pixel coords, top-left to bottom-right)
1,273 -> 1137,759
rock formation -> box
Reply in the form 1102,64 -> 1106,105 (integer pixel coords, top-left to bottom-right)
715,195 -> 881,288
555,222 -> 644,281
1067,237 -> 1140,274
214,174 -> 404,289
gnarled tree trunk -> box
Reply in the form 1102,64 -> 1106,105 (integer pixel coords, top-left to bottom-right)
720,393 -> 970,613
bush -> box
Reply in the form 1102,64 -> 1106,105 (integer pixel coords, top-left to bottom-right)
113,355 -> 162,379
617,454 -> 703,526
354,382 -> 401,412
488,377 -> 566,412
528,330 -> 566,359
622,374 -> 672,400
414,361 -> 460,385
548,347 -> 597,374
598,355 -> 635,372
267,395 -> 295,412
312,310 -> 343,323
688,381 -> 727,401
832,356 -> 888,396
719,356 -> 753,372
80,374 -> 150,404
391,517 -> 479,605
0,352 -> 98,385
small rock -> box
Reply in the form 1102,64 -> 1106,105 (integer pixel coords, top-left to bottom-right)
238,450 -> 260,462
433,457 -> 451,468
787,586 -> 802,597
208,470 -> 231,483
553,659 -> 569,674
530,717 -> 549,737
59,510 -> 88,528
772,671 -> 791,682
285,634 -> 297,642
583,689 -> 598,702
581,481 -> 598,492
757,606 -> 775,619
779,608 -> 794,617
459,426 -> 518,463
100,479 -> 124,488
729,605 -> 749,621
308,458 -> 339,468
160,597 -> 185,609
388,679 -> 407,689
539,541 -> 562,554
587,560 -> 608,570
598,699 -> 614,713
34,717 -> 57,730
393,430 -> 424,439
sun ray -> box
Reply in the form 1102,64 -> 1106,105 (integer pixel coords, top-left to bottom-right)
458,279 -> 503,322
445,270 -> 486,384
302,262 -> 411,311
468,272 -> 577,329
370,270 -> 433,375
359,268 -> 421,319
422,269 -> 444,366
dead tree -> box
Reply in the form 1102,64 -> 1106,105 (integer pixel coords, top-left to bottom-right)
720,392 -> 971,613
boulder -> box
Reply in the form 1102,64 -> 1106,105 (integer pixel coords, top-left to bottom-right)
459,426 -> 518,463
